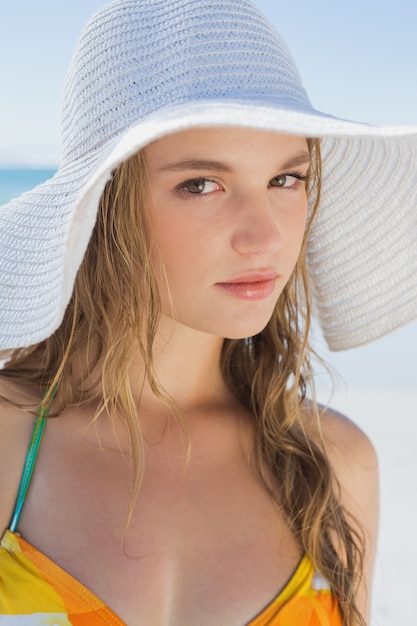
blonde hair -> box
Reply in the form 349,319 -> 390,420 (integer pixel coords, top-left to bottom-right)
2,138 -> 365,626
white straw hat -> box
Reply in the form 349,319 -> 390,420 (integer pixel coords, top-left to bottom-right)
1,0 -> 417,353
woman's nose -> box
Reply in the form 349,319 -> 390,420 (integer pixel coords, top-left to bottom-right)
230,194 -> 282,256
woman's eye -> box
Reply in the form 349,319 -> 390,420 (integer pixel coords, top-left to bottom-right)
270,173 -> 307,189
180,178 -> 221,195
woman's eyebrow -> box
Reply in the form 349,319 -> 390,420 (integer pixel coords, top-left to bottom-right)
158,158 -> 233,172
157,152 -> 311,173
280,153 -> 311,170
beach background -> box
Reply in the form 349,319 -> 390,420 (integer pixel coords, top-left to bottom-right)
1,1 -> 417,624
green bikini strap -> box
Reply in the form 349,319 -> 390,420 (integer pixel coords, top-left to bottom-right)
9,389 -> 55,533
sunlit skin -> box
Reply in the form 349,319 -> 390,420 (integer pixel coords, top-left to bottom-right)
0,128 -> 378,626
143,128 -> 310,342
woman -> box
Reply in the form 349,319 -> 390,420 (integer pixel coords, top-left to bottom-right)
0,1 -> 416,625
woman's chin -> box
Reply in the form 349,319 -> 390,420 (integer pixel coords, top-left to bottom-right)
219,318 -> 272,341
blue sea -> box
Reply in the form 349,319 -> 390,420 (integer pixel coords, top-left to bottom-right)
0,168 -> 56,204
1,168 -> 416,390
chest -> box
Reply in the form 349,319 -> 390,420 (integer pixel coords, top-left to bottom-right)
16,424 -> 302,626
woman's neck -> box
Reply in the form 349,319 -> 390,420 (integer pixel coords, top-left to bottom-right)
129,314 -> 232,414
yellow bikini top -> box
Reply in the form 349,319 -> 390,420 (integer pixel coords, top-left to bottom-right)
0,411 -> 343,625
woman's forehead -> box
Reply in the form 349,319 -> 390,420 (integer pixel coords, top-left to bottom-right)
144,128 -> 310,168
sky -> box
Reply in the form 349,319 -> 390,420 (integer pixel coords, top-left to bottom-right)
1,0 -> 417,166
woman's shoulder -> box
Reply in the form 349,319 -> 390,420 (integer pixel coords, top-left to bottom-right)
316,404 -> 378,486
302,400 -> 378,475
0,376 -> 39,535
302,399 -> 379,537
304,401 -> 379,616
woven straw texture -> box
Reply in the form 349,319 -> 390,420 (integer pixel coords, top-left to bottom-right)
1,0 -> 417,352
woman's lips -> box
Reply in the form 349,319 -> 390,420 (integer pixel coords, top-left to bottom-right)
216,274 -> 279,300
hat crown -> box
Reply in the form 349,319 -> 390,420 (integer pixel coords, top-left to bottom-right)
61,0 -> 311,162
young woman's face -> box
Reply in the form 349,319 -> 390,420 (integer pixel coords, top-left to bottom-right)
143,128 -> 310,339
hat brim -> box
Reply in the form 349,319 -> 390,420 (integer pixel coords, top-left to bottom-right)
1,100 -> 417,351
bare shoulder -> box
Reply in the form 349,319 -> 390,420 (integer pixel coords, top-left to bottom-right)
317,405 -> 378,493
0,376 -> 39,535
307,403 -> 379,616
310,404 -> 379,532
